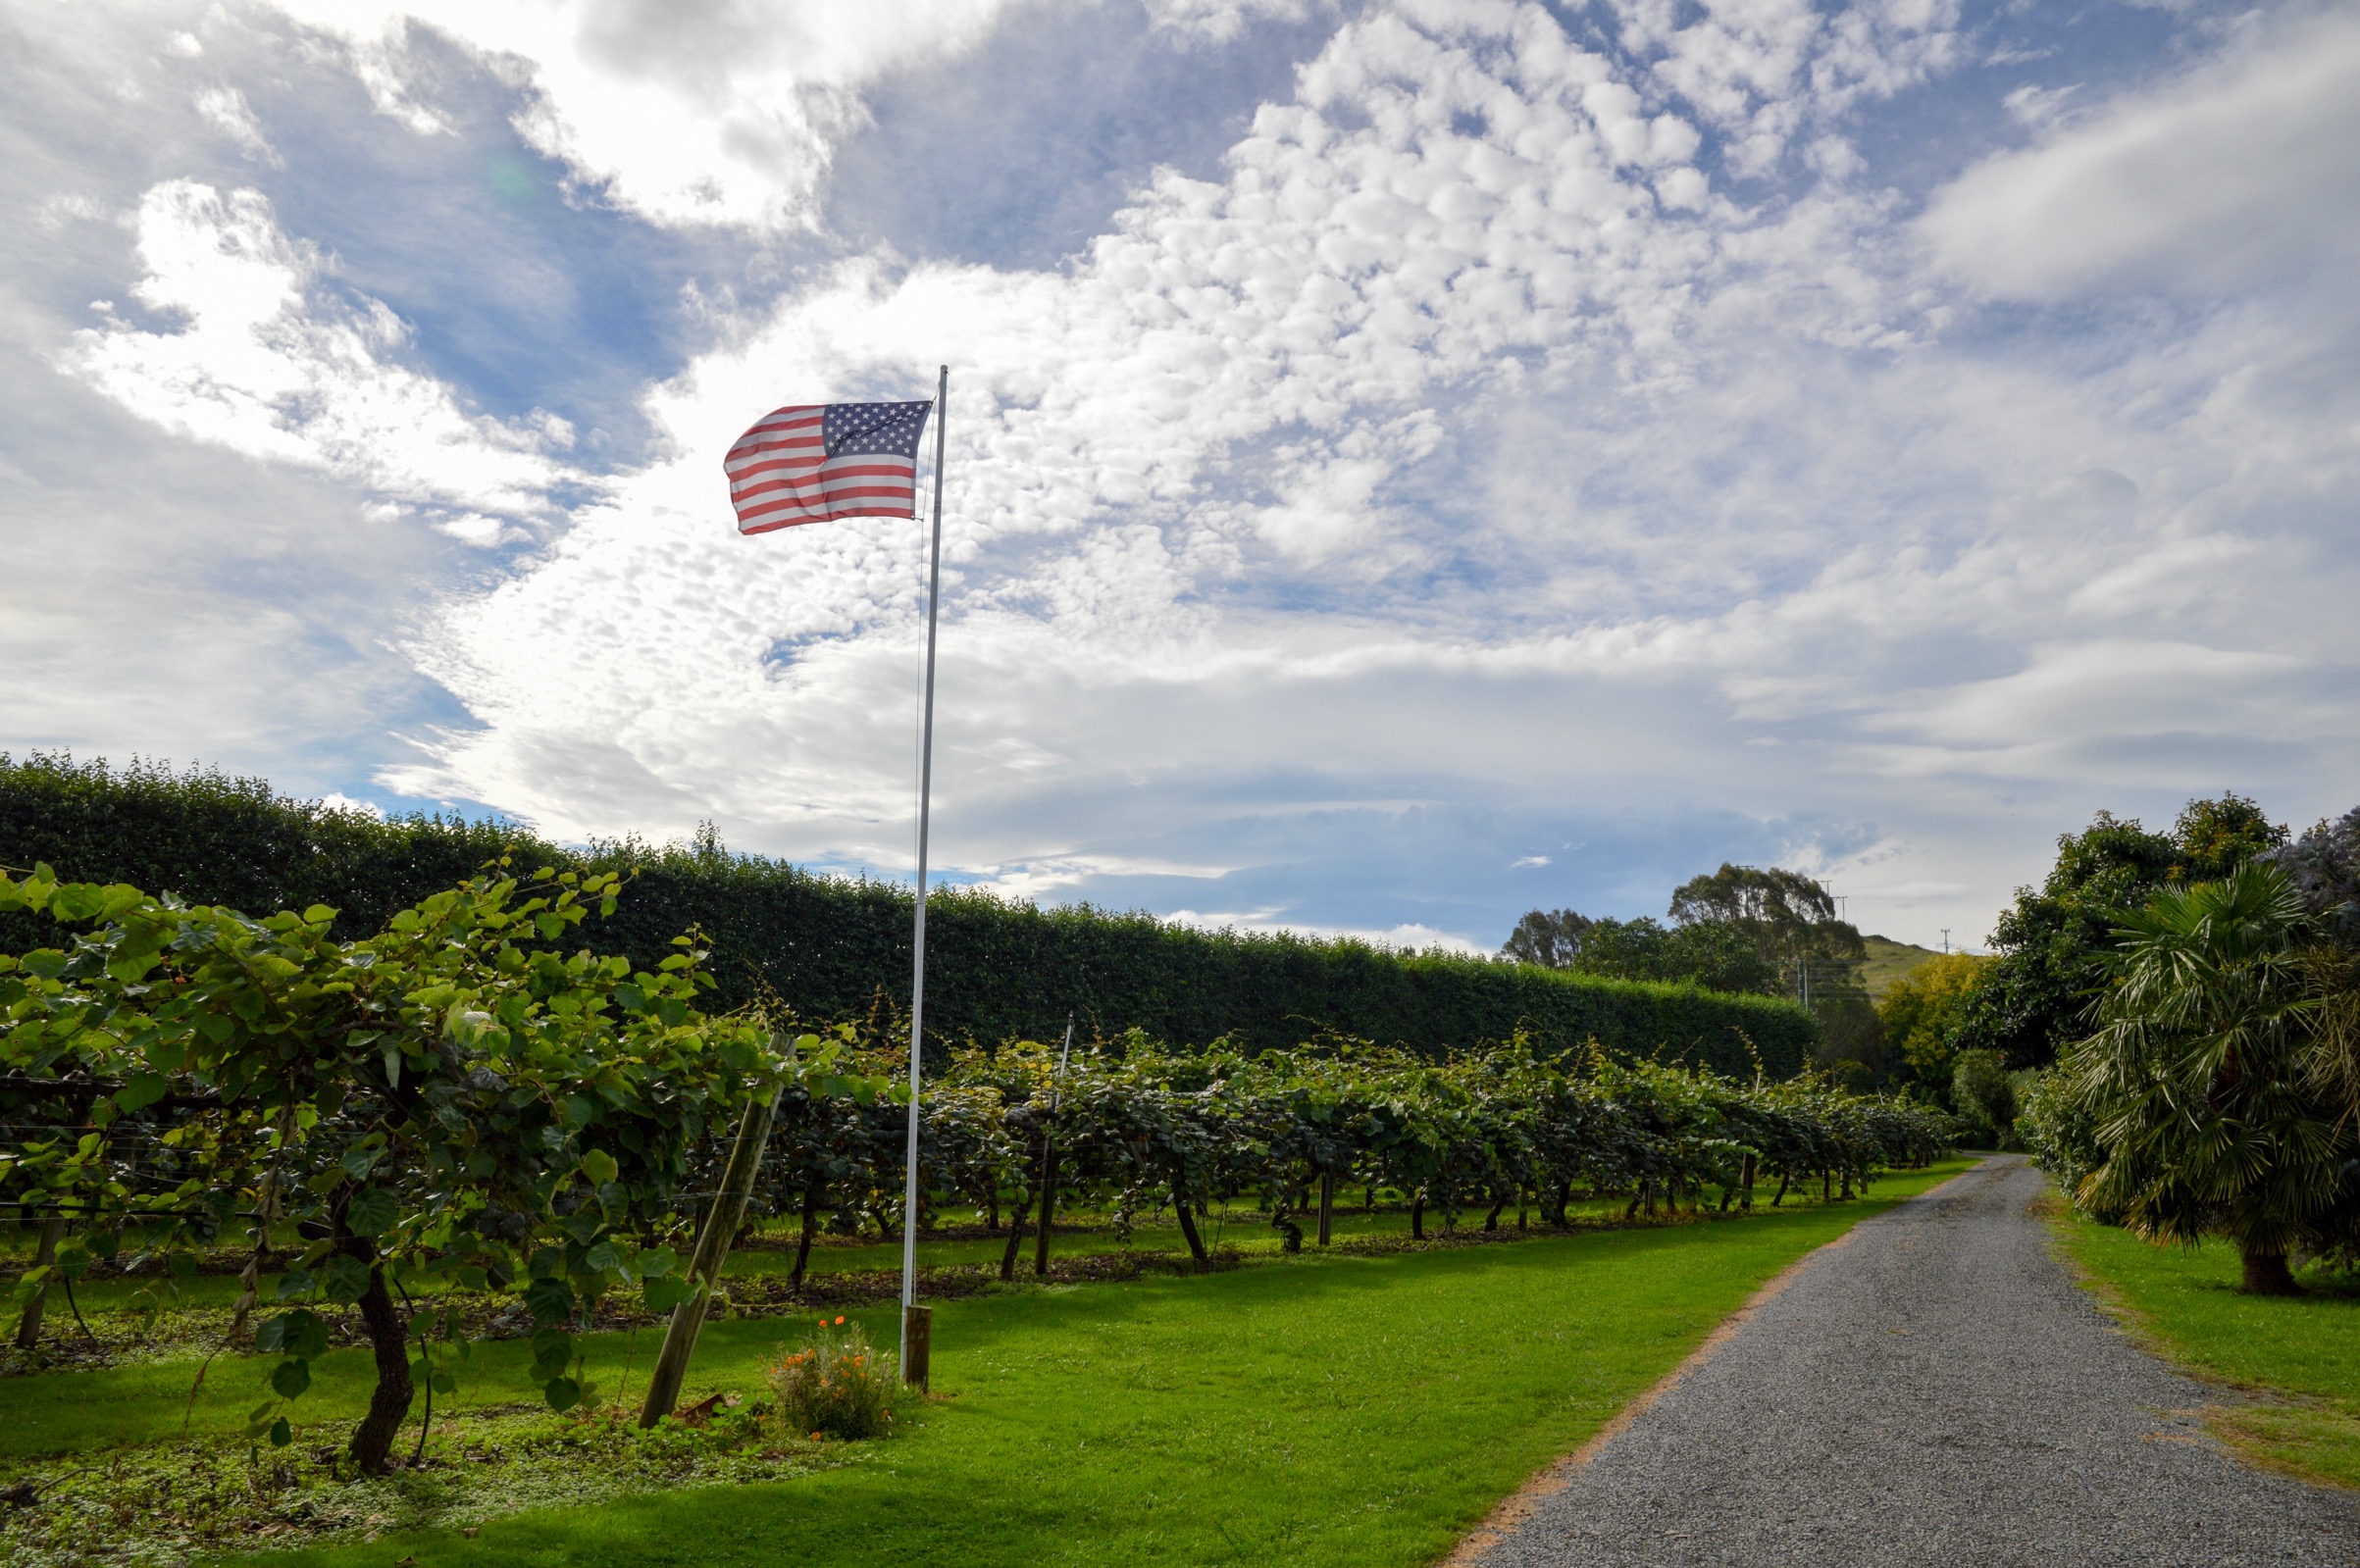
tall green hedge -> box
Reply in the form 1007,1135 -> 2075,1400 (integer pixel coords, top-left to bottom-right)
0,754 -> 1818,1075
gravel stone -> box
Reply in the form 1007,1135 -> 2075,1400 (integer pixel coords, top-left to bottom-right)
1472,1155 -> 2360,1567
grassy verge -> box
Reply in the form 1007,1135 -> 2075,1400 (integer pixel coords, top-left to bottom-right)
152,1158 -> 1971,1568
2046,1204 -> 2360,1490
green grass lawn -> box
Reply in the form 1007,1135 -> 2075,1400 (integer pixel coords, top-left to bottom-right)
100,1157 -> 1970,1568
2049,1209 -> 2360,1490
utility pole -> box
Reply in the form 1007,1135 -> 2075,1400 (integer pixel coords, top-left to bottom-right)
1941,929 -> 1950,955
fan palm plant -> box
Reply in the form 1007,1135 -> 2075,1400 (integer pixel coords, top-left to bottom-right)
2071,863 -> 2352,1293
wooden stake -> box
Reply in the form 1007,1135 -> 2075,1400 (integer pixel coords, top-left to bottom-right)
11,1213 -> 65,1349
1032,1143 -> 1058,1277
638,1083 -> 777,1428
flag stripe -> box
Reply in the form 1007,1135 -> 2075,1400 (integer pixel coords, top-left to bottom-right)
735,465 -> 913,498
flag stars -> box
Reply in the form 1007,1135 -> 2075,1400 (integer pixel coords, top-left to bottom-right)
825,400 -> 931,460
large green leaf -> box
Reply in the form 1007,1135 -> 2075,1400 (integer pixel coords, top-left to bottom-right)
343,1187 -> 398,1238
257,1308 -> 332,1359
557,1210 -> 604,1246
530,1326 -> 573,1380
319,1254 -> 372,1305
269,1358 -> 311,1399
523,1275 -> 574,1325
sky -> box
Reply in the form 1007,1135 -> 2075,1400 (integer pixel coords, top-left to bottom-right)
2,0 -> 2354,955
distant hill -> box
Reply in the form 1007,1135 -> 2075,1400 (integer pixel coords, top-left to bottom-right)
1862,934 -> 1948,1001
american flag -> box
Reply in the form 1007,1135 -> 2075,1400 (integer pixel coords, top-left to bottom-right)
725,400 -> 934,533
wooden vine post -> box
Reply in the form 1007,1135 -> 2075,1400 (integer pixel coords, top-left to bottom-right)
11,1213 -> 66,1349
1031,1138 -> 1058,1278
1031,1015 -> 1075,1279
638,1077 -> 778,1428
1316,1173 -> 1334,1246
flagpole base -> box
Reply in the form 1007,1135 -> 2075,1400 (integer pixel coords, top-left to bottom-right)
900,1303 -> 933,1390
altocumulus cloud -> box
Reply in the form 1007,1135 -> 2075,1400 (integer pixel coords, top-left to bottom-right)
8,0 -> 2359,950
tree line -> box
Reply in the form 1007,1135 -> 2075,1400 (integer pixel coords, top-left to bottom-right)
1503,862 -> 1881,1075
2013,804 -> 2360,1292
1872,793 -> 2287,1139
1825,788 -> 2358,1294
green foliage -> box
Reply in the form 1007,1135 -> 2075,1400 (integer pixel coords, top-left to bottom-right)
1507,866 -> 1874,1079
768,1033 -> 1961,1269
1522,914 -> 1780,996
2272,808 -> 2360,1129
0,752 -> 1817,1076
1500,908 -> 1588,969
1955,793 -> 2287,1071
2064,863 -> 2355,1287
0,856 -> 880,1468
2014,1065 -> 2110,1215
768,1316 -> 904,1440
1668,864 -> 1866,973
1874,953 -> 1988,1095
1947,1049 -> 2016,1146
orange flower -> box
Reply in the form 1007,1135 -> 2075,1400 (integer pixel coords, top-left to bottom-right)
834,1315 -> 846,1326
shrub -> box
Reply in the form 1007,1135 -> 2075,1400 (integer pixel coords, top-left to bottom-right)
768,1317 -> 903,1441
2015,1061 -> 2115,1218
1950,1048 -> 2016,1146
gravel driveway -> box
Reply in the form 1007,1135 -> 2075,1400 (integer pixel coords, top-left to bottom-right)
1466,1155 -> 2360,1567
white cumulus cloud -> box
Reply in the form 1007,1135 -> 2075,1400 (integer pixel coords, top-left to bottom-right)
60,180 -> 581,528
261,0 -> 1045,230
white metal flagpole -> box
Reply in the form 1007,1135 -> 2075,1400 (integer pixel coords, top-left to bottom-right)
900,365 -> 949,1380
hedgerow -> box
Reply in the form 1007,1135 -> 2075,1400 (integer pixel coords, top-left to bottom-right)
0,753 -> 1817,1073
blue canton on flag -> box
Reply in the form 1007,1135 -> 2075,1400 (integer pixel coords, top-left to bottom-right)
726,399 -> 933,533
